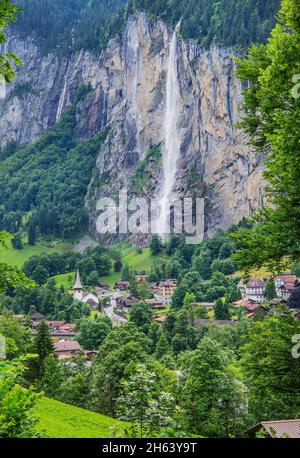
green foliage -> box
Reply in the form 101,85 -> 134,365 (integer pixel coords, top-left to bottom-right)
130,301 -> 153,334
12,0 -> 126,55
34,321 -> 54,376
78,314 -> 112,350
0,106 -> 109,239
0,231 -> 33,294
180,337 -> 246,437
150,234 -> 163,256
232,0 -> 300,272
0,314 -> 31,359
126,0 -> 279,49
239,314 -> 300,422
0,0 -> 23,83
117,364 -> 174,438
264,279 -> 277,300
131,144 -> 162,194
0,357 -> 41,438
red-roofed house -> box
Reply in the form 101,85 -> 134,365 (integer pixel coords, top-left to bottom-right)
247,419 -> 300,438
275,275 -> 299,299
54,340 -> 81,359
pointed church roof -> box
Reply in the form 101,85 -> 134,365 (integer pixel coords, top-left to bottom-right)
74,270 -> 82,290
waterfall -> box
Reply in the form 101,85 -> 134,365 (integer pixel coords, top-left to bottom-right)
56,76 -> 68,122
158,21 -> 181,237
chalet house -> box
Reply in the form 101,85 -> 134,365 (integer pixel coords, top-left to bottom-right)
156,279 -> 178,306
275,275 -> 299,299
246,420 -> 300,438
238,278 -> 266,303
31,320 -> 78,339
114,281 -> 130,291
31,312 -> 46,323
54,339 -> 81,359
116,295 -> 140,309
145,298 -> 165,310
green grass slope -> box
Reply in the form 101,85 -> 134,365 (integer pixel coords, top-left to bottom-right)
100,244 -> 155,288
0,240 -> 73,268
34,397 -> 126,438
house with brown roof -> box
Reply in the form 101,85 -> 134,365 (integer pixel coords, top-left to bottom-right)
275,274 -> 299,299
116,295 -> 140,309
114,281 -> 130,291
238,278 -> 266,303
246,419 -> 300,438
54,339 -> 81,359
31,312 -> 46,322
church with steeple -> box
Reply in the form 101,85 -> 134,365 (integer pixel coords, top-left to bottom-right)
73,270 -> 83,301
73,270 -> 99,309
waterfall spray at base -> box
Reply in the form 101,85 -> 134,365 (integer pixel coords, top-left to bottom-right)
158,21 -> 181,239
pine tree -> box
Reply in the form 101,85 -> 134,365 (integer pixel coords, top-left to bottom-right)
155,329 -> 170,360
28,219 -> 37,246
150,234 -> 163,255
264,279 -> 277,300
34,321 -> 54,377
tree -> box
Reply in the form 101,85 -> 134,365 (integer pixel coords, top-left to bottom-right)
155,329 -> 170,360
0,0 -> 22,83
87,270 -> 99,287
150,234 -> 163,256
90,323 -> 151,415
130,301 -> 153,334
0,232 -> 32,294
232,0 -> 300,272
116,364 -> 174,438
28,218 -> 37,246
31,264 -> 49,285
214,298 -> 230,320
180,337 -> 246,437
183,292 -> 196,308
264,279 -> 277,300
0,357 -> 41,438
39,355 -> 64,398
114,259 -> 122,272
239,314 -> 300,422
34,321 -> 54,376
78,315 -> 112,350
11,232 -> 23,250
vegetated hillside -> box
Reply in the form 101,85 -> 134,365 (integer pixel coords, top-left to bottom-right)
0,89 -> 109,239
11,0 -> 280,54
12,0 -> 127,54
34,397 -> 126,438
125,0 -> 280,48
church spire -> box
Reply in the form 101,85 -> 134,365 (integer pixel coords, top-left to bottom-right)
73,270 -> 83,300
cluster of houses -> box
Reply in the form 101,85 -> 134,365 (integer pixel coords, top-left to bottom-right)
236,274 -> 300,319
30,312 -> 81,359
113,277 -> 178,311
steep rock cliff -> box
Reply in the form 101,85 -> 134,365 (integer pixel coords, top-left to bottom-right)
0,13 -> 264,240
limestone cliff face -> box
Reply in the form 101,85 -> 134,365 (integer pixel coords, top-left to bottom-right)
0,13 -> 264,239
